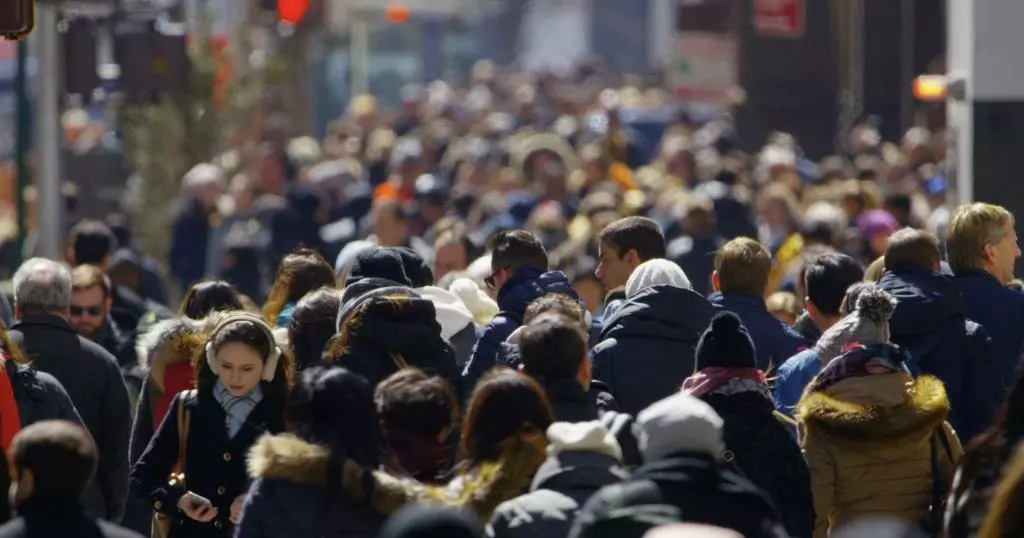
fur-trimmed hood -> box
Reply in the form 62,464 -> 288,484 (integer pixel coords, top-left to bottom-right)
796,374 -> 950,445
247,432 -> 547,521
135,312 -> 235,390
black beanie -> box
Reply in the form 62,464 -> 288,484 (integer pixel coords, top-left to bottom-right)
390,246 -> 434,287
345,247 -> 411,288
695,312 -> 757,370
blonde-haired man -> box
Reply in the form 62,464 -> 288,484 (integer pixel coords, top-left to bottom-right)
948,202 -> 1024,386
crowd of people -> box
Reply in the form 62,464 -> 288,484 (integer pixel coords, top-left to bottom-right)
0,65 -> 1020,538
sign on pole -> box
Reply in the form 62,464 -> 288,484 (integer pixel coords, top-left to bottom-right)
753,0 -> 804,38
669,32 -> 738,104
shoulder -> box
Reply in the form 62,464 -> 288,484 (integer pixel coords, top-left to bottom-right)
78,336 -> 119,366
778,349 -> 819,376
0,517 -> 24,537
590,338 -> 618,357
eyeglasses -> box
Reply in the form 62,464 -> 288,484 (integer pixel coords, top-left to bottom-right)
484,268 -> 506,291
70,305 -> 103,317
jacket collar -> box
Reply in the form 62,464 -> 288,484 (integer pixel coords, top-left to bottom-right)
530,451 -> 625,492
708,291 -> 767,312
955,268 -> 1002,286
11,314 -> 76,335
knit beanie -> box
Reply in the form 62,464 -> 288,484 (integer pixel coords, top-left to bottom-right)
815,285 -> 897,364
391,246 -> 434,287
695,312 -> 757,370
637,392 -> 725,462
625,259 -> 692,299
345,247 -> 411,288
334,240 -> 375,275
546,421 -> 622,461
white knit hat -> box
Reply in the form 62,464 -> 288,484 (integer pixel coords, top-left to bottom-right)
546,421 -> 622,461
815,286 -> 897,364
625,259 -> 692,299
637,392 -> 725,462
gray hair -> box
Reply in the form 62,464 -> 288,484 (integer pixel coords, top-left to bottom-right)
13,258 -> 72,314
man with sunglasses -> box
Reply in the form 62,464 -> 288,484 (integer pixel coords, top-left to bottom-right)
68,265 -> 136,373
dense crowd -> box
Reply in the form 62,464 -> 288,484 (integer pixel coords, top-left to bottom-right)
0,64 -> 1020,538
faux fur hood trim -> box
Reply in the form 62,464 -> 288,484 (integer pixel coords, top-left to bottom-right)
247,432 -> 547,521
796,374 -> 949,445
135,312 -> 232,390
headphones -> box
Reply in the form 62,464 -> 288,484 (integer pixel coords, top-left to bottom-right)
204,312 -> 282,382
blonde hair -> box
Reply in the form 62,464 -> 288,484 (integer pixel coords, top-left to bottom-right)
766,292 -> 801,325
70,264 -> 111,298
947,203 -> 1014,274
714,237 -> 771,297
864,256 -> 886,282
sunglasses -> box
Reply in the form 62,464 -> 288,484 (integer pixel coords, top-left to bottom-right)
70,305 -> 103,317
484,267 -> 507,291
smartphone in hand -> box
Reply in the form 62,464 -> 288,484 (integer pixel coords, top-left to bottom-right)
189,494 -> 213,509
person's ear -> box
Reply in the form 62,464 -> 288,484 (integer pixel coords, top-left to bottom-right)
806,298 -> 819,319
65,249 -> 76,267
711,271 -> 720,292
625,248 -> 641,267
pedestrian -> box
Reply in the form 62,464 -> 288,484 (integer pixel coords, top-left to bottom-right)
170,164 -> 222,290
0,420 -> 144,537
594,216 -> 667,319
286,288 -> 341,371
8,258 -> 130,523
130,312 -> 290,537
375,368 -> 459,483
0,316 -> 80,433
68,265 -> 139,397
592,258 -> 712,415
262,249 -> 336,328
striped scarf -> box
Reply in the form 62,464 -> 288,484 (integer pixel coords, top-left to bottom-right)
213,380 -> 263,439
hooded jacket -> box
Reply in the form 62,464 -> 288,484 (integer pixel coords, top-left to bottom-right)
415,286 -> 480,370
462,268 -> 579,390
708,292 -> 806,372
797,370 -> 963,538
879,266 -> 1003,441
591,285 -> 713,415
954,269 -> 1024,386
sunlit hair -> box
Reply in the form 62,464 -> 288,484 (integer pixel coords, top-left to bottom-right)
459,368 -> 554,465
947,203 -> 1014,274
262,249 -> 336,324
179,280 -> 243,320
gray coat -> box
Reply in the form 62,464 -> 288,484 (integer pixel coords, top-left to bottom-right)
487,451 -> 626,538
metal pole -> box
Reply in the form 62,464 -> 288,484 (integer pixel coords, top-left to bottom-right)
34,3 -> 63,261
350,13 -> 369,97
899,0 -> 915,134
14,41 -> 29,267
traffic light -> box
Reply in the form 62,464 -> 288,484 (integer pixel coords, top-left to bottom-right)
63,18 -> 101,97
277,0 -> 310,24
114,20 -> 189,102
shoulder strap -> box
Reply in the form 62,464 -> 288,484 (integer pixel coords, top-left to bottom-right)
176,390 -> 196,473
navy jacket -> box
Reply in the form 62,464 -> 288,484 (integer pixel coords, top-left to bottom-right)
708,292 -> 806,372
954,270 -> 1024,386
591,286 -> 713,415
462,268 -> 578,390
880,267 -> 1004,441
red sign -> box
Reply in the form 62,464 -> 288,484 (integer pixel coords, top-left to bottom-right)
753,0 -> 804,38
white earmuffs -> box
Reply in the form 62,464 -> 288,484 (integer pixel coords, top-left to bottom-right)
204,313 -> 282,382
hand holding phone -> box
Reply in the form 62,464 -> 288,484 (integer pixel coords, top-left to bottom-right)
177,492 -> 218,522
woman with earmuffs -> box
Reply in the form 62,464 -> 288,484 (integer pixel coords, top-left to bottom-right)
130,312 -> 291,538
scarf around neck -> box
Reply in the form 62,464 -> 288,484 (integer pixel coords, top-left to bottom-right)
806,342 -> 910,395
213,380 -> 263,439
682,367 -> 768,399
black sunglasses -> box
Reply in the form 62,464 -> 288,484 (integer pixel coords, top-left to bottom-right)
484,267 -> 507,291
70,306 -> 103,317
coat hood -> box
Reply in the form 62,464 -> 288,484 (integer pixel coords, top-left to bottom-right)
135,314 -> 228,390
335,292 -> 451,359
601,285 -> 713,343
879,267 -> 965,338
796,374 -> 949,445
248,432 -> 546,521
415,286 -> 476,340
497,268 -> 579,322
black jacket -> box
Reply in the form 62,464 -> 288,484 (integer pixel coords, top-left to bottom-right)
9,315 -> 131,523
4,359 -> 82,427
0,497 -> 144,538
537,377 -> 641,468
591,286 -> 713,415
880,266 -> 1004,441
130,391 -> 285,538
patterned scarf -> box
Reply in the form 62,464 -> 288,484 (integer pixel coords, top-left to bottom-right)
806,342 -> 910,395
682,367 -> 768,399
213,380 -> 263,439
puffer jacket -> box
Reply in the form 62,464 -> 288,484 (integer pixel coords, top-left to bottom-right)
591,285 -> 713,415
797,370 -> 963,538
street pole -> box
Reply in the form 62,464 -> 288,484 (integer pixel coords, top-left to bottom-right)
350,12 -> 369,97
34,3 -> 63,261
14,41 -> 29,268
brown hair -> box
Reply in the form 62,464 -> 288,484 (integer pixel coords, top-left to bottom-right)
196,313 -> 293,404
459,368 -> 554,465
375,368 -> 459,439
947,203 -> 1014,274
884,228 -> 941,270
11,420 -> 97,498
70,264 -> 110,299
263,249 -> 337,324
597,216 -> 666,261
714,237 -> 771,297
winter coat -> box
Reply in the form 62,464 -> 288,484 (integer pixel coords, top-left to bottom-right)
880,267 -> 1003,441
4,357 -> 82,428
773,348 -> 821,423
487,451 -> 626,538
591,285 -> 713,415
537,376 -> 641,468
0,497 -> 144,538
954,269 -> 1024,386
130,390 -> 285,538
709,292 -> 806,372
240,432 -> 548,534
702,383 -> 814,538
415,286 -> 481,370
9,314 -> 131,523
796,372 -> 963,538
463,268 -> 579,390
569,452 -> 787,538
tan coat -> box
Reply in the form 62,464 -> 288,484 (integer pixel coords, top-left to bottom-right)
796,373 -> 963,538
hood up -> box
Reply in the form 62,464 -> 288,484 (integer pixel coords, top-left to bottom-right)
601,285 -> 713,343
415,286 -> 476,340
248,432 -> 546,522
135,313 -> 229,390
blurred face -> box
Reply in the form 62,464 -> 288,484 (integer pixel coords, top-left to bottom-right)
985,221 -> 1021,284
595,242 -> 638,291
868,231 -> 893,257
372,204 -> 407,247
69,286 -> 109,337
434,242 -> 468,282
216,341 -> 264,397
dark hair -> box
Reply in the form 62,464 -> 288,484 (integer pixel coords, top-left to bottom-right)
519,314 -> 587,379
104,213 -> 132,249
597,216 -> 666,261
287,367 -> 381,467
180,280 -> 243,320
488,230 -> 549,275
804,254 -> 865,317
197,316 -> 292,404
523,293 -> 586,329
68,220 -> 115,266
11,420 -> 96,498
375,368 -> 459,439
884,227 -> 941,270
460,368 -> 554,464
288,288 -> 341,371
263,249 -> 337,324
